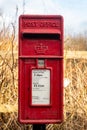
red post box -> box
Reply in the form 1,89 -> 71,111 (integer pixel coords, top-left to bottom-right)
18,15 -> 64,124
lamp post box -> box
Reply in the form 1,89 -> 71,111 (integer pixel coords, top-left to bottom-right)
18,15 -> 64,124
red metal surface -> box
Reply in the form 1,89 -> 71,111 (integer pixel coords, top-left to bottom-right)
18,15 -> 64,124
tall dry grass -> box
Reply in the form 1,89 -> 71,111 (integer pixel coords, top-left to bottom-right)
0,24 -> 18,106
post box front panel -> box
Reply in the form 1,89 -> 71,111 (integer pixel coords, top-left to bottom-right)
19,15 -> 63,124
19,58 -> 63,123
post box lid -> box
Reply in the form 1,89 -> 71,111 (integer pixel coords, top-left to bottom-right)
22,29 -> 61,34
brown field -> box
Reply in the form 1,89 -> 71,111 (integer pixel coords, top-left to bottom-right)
0,35 -> 87,130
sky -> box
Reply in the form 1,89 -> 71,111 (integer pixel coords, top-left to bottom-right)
0,0 -> 87,35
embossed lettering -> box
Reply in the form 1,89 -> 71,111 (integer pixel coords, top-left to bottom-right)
23,21 -> 59,28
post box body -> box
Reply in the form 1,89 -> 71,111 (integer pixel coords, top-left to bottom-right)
19,15 -> 64,124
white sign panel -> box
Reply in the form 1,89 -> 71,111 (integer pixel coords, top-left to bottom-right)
32,69 -> 50,105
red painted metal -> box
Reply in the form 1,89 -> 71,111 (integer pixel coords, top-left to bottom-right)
18,15 -> 64,124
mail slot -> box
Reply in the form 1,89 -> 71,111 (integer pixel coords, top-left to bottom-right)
18,15 -> 64,124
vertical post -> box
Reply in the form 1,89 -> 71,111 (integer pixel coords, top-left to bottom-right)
33,124 -> 46,130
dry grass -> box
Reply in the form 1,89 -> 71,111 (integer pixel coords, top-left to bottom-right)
63,58 -> 87,130
0,33 -> 18,106
0,34 -> 87,129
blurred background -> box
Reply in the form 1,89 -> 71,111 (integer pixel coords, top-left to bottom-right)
0,0 -> 87,129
